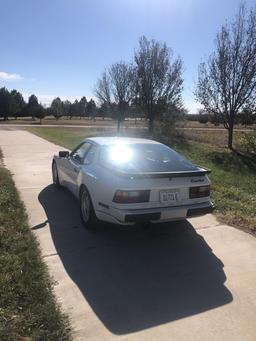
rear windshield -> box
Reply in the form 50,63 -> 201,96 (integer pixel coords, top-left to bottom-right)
99,143 -> 198,173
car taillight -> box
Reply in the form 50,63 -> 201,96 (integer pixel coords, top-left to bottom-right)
113,190 -> 150,203
189,185 -> 210,199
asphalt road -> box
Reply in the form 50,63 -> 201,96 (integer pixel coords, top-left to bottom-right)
1,130 -> 256,341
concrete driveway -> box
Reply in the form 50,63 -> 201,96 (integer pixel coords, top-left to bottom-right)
1,130 -> 256,341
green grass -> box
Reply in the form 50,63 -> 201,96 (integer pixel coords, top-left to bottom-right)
27,126 -> 147,150
27,127 -> 256,234
0,151 -> 71,341
27,127 -> 96,149
179,128 -> 247,148
173,141 -> 256,233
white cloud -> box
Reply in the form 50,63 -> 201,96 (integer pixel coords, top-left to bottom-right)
0,71 -> 23,81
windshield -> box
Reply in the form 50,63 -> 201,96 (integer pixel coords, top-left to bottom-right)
99,143 -> 198,173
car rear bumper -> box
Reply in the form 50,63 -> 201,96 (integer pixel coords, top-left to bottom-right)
96,201 -> 215,225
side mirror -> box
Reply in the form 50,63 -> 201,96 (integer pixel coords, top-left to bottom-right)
59,151 -> 70,158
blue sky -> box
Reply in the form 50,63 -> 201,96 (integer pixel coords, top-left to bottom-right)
0,0 -> 255,113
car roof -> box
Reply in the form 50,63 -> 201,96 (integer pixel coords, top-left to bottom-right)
85,136 -> 162,146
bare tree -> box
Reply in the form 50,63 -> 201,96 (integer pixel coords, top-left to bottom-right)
94,71 -> 112,105
134,36 -> 183,133
94,71 -> 116,123
195,4 -> 256,149
109,61 -> 134,132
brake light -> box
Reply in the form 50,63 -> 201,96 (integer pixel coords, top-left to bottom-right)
189,185 -> 210,198
113,190 -> 150,203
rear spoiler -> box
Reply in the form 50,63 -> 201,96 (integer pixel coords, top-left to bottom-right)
113,167 -> 211,179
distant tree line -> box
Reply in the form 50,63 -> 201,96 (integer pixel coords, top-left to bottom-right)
49,96 -> 97,120
186,108 -> 256,127
0,87 -> 98,122
0,85 -> 156,123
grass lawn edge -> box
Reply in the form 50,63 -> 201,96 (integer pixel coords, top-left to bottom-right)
0,148 -> 72,340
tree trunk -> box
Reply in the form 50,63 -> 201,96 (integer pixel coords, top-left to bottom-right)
228,125 -> 233,149
149,116 -> 154,134
117,118 -> 121,134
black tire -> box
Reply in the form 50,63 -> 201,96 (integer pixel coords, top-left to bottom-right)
52,161 -> 61,187
80,186 -> 100,231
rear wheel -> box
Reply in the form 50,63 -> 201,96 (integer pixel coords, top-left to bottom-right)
52,161 -> 61,187
80,186 -> 100,231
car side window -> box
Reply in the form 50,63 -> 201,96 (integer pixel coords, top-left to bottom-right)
71,142 -> 91,164
84,145 -> 96,164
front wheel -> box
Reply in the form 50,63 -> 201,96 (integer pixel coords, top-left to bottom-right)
80,186 -> 100,231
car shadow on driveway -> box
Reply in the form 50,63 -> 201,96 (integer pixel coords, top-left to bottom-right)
38,185 -> 233,335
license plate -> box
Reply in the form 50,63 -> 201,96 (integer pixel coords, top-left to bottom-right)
160,190 -> 179,203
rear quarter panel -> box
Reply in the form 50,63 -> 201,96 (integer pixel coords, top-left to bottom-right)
78,163 -> 118,210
